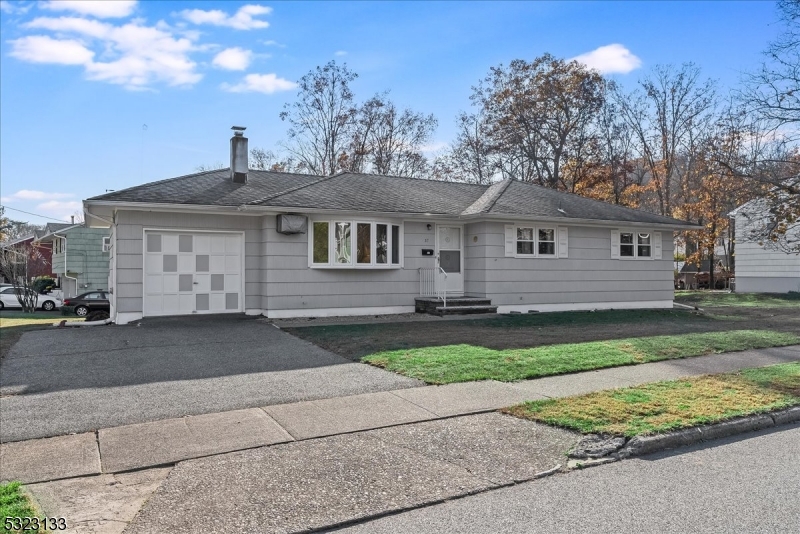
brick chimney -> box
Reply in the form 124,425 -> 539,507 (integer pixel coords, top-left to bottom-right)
230,126 -> 248,183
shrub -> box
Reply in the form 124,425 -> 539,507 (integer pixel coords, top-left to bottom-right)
60,306 -> 76,316
31,276 -> 56,294
85,310 -> 110,322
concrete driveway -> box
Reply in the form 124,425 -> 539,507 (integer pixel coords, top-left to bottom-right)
0,315 -> 422,443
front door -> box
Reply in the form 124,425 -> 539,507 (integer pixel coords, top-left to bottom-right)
436,225 -> 464,295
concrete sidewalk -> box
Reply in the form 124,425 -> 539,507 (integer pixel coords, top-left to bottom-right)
2,344 -> 799,484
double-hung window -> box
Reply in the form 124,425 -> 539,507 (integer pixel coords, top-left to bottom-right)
614,230 -> 659,259
311,220 -> 402,268
515,226 -> 557,257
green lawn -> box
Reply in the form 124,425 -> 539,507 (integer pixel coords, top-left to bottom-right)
1,482 -> 39,531
362,330 -> 800,384
504,362 -> 800,436
675,290 -> 800,308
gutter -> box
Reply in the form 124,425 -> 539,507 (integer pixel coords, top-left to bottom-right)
84,199 -> 701,230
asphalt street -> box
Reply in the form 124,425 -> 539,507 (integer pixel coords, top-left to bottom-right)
0,315 -> 421,442
337,423 -> 800,534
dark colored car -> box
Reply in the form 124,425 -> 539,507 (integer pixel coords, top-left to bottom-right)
64,291 -> 110,317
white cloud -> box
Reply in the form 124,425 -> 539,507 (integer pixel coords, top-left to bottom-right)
334,50 -> 347,57
8,35 -> 94,65
20,17 -> 201,89
262,39 -> 285,48
41,0 -> 137,19
26,15 -> 111,38
180,4 -> 271,30
2,190 -> 75,203
571,44 -> 642,75
36,200 -> 83,220
222,73 -> 297,94
0,1 -> 31,15
419,141 -> 448,153
212,47 -> 252,70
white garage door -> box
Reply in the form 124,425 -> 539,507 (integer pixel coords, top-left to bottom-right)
143,231 -> 243,317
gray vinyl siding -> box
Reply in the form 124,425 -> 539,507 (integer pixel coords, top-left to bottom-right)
733,213 -> 800,291
468,222 -> 673,306
114,211 -> 262,314
111,209 -> 676,317
464,222 -> 487,296
261,216 -> 428,312
51,227 -> 111,296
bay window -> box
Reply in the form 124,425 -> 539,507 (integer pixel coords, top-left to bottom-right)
311,220 -> 402,268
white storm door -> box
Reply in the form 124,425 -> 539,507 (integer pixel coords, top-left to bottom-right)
144,231 -> 243,317
436,225 -> 464,295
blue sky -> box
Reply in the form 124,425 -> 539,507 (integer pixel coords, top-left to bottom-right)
0,0 -> 782,225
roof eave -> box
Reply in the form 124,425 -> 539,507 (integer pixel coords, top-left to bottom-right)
83,199 -> 461,219
458,212 -> 700,230
36,224 -> 82,243
84,200 -> 701,229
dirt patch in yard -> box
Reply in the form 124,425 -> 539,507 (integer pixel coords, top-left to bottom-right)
284,307 -> 800,361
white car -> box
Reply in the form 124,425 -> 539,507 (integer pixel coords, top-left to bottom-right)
0,286 -> 61,311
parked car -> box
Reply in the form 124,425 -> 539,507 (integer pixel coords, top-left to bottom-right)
695,270 -> 734,290
63,291 -> 111,317
0,287 -> 61,311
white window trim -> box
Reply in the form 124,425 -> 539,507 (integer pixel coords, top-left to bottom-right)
514,225 -> 558,259
309,219 -> 404,269
617,229 -> 655,260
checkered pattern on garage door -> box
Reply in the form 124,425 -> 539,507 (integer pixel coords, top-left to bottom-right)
143,231 -> 243,316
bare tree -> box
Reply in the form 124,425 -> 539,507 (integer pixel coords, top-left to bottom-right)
579,89 -> 645,206
734,0 -> 800,252
280,61 -> 358,176
742,0 -> 800,131
195,162 -> 225,172
615,63 -> 717,216
0,243 -> 44,313
432,112 -> 497,184
345,93 -> 437,177
472,54 -> 606,189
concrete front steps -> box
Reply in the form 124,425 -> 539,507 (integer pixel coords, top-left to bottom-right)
415,297 -> 498,316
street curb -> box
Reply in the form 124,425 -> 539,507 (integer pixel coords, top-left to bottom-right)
618,406 -> 800,459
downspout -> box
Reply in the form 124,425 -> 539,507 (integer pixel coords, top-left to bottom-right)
85,210 -> 117,319
54,233 -> 78,298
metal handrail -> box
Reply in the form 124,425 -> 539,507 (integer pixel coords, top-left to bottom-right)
436,261 -> 447,308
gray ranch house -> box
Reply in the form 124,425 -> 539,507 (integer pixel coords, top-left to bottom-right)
84,128 -> 698,325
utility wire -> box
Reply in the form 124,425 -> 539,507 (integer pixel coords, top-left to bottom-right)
0,205 -> 71,222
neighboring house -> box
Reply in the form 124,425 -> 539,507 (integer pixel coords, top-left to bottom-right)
36,223 -> 111,298
84,127 -> 699,325
677,258 -> 731,290
0,231 -> 54,282
731,202 -> 800,293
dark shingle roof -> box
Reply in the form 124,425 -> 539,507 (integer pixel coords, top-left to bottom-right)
488,180 -> 688,226
88,169 -> 325,206
88,169 -> 694,226
253,173 -> 487,215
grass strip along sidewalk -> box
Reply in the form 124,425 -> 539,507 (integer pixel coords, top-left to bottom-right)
1,482 -> 39,529
503,362 -> 800,437
362,330 -> 800,384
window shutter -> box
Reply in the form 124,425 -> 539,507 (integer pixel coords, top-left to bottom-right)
610,230 -> 620,259
504,224 -> 515,257
653,231 -> 662,259
557,226 -> 568,258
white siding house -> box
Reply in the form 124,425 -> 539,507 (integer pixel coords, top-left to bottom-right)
733,205 -> 800,293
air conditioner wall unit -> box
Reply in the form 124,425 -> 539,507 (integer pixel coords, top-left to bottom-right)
276,214 -> 307,235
